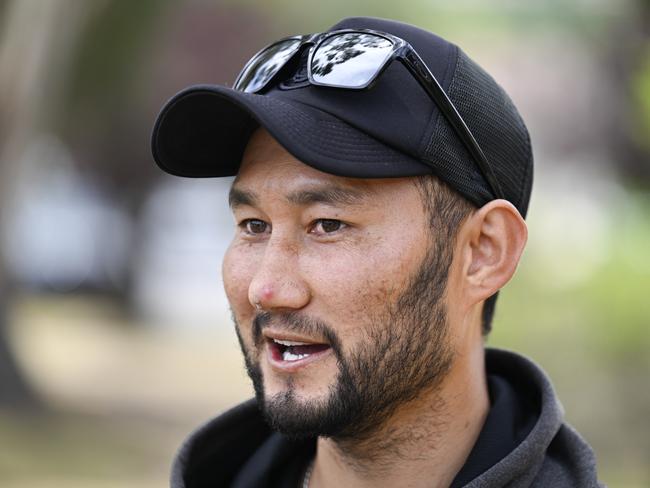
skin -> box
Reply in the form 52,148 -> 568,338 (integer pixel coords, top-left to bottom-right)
222,128 -> 528,487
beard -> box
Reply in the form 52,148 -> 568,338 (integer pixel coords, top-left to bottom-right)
233,237 -> 454,442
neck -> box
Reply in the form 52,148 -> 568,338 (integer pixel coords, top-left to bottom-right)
310,345 -> 489,488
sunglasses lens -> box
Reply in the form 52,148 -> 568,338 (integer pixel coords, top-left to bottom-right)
235,38 -> 302,93
311,33 -> 394,88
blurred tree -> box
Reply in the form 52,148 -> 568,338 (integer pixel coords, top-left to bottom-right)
58,1 -> 267,311
0,0 -> 96,407
610,0 -> 650,184
60,0 -> 266,198
57,0 -> 171,309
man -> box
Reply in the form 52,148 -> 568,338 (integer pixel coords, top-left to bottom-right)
152,16 -> 601,488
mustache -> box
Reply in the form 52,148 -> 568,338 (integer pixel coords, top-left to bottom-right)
252,311 -> 343,356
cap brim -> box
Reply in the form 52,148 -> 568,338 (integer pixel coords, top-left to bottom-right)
151,84 -> 432,179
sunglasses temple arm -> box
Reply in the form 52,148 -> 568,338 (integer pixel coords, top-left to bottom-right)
399,50 -> 505,200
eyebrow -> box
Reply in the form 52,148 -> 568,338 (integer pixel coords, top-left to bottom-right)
286,185 -> 370,206
228,184 -> 371,209
229,187 -> 258,209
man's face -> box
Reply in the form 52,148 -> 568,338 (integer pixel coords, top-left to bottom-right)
223,129 -> 456,440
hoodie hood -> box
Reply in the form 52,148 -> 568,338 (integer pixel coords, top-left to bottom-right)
170,348 -> 601,487
467,349 -> 601,487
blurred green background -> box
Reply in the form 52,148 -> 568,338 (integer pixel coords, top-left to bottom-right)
0,1 -> 648,487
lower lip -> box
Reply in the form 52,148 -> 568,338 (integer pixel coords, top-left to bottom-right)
266,342 -> 333,372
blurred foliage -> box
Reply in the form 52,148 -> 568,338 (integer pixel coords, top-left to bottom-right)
632,45 -> 650,151
493,189 -> 650,359
220,0 -> 629,39
62,0 -> 171,122
57,0 -> 175,207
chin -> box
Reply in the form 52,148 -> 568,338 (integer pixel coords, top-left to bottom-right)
261,368 -> 332,404
260,389 -> 334,440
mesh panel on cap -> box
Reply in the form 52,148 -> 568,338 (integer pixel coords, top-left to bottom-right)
423,49 -> 533,217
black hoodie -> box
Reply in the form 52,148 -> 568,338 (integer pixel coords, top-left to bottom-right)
170,348 -> 602,487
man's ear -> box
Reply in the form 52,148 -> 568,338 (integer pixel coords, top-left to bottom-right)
460,200 -> 528,303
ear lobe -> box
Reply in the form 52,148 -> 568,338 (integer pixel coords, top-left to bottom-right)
464,200 -> 527,301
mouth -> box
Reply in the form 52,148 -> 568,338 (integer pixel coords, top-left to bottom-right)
264,332 -> 332,371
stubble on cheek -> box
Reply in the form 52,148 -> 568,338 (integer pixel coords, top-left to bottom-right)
231,312 -> 256,365
334,257 -> 409,343
232,313 -> 268,404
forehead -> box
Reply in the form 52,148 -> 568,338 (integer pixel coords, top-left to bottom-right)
233,128 -> 422,206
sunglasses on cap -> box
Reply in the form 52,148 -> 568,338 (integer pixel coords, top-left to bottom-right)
233,28 -> 504,200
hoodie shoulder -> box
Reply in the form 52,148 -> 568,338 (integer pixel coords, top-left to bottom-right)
531,423 -> 604,487
468,349 -> 603,488
171,399 -> 270,488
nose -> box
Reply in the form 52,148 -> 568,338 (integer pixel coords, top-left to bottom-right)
248,237 -> 311,312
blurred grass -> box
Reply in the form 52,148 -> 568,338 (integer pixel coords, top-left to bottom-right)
495,190 -> 650,359
1,295 -> 253,488
0,409 -> 172,488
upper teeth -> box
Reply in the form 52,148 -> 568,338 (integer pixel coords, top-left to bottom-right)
273,339 -> 310,346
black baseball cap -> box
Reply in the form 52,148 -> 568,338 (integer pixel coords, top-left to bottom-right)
151,17 -> 533,217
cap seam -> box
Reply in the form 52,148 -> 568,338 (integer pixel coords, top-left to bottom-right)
423,45 -> 462,161
516,128 -> 533,214
417,43 -> 459,159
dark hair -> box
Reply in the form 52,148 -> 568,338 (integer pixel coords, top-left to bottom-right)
413,174 -> 497,335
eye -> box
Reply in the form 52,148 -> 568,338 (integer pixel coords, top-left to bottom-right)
240,219 -> 270,235
311,219 -> 346,235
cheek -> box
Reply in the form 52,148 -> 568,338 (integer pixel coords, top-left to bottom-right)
304,233 -> 426,334
222,242 -> 257,320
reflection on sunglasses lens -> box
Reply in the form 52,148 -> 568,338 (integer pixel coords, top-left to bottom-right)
236,39 -> 302,93
311,33 -> 394,88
